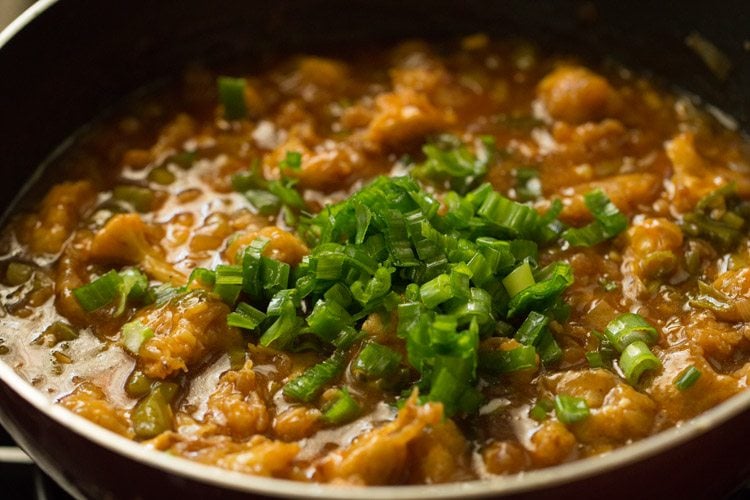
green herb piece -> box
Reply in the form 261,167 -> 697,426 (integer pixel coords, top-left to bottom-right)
322,387 -> 360,424
112,185 -> 155,213
554,394 -> 590,424
478,345 -> 537,375
283,351 -> 346,403
227,302 -> 266,330
674,365 -> 702,391
562,189 -> 627,247
73,270 -> 122,312
604,313 -> 659,352
217,76 -> 248,120
352,342 -> 402,380
619,340 -> 661,385
121,320 -> 155,355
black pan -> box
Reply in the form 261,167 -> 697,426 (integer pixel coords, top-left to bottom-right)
1,1 -> 749,498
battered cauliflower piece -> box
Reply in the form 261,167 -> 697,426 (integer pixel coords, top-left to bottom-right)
59,382 -> 132,438
205,360 -> 270,438
19,180 -> 96,254
137,291 -> 242,379
537,66 -> 620,124
90,213 -> 184,284
315,395 -> 443,485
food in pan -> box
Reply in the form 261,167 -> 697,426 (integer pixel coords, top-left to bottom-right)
2,35 -> 749,484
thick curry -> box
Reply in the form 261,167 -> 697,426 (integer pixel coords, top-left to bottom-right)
1,36 -> 749,484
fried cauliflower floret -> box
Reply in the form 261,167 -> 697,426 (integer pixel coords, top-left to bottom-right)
205,360 -> 270,438
625,217 -> 683,281
19,181 -> 96,254
90,213 -> 184,284
59,382 -> 132,437
149,430 -> 299,478
137,291 -> 242,379
407,418 -> 472,484
537,66 -> 620,124
365,89 -> 454,150
559,173 -> 661,222
315,394 -> 443,485
272,406 -> 322,441
647,348 -> 742,423
225,226 -> 309,266
545,369 -> 657,448
665,132 -> 750,212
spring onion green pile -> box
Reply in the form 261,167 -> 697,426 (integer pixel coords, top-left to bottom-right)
73,134 -> 650,420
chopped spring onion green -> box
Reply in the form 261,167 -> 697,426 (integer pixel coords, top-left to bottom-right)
125,370 -> 153,398
217,76 -> 248,120
507,262 -> 573,318
280,151 -> 302,170
187,267 -> 216,288
674,365 -> 702,391
681,183 -> 748,250
478,345 -> 537,375
502,261 -> 534,297
619,340 -> 661,385
529,398 -> 554,422
322,387 -> 361,424
604,312 -> 659,352
244,189 -> 281,215
227,302 -> 266,330
121,320 -> 155,355
411,135 -> 495,194
514,311 -> 550,346
213,265 -> 244,305
554,394 -> 590,424
352,342 -> 402,380
562,189 -> 627,247
283,351 -> 346,403
73,270 -> 123,312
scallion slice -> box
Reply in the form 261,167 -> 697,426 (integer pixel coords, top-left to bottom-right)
554,394 -> 590,424
352,342 -> 402,380
121,320 -> 154,355
674,365 -> 702,391
604,313 -> 659,352
561,189 -> 627,247
73,270 -> 122,312
217,76 -> 248,120
619,340 -> 661,385
283,351 -> 346,403
321,387 -> 360,425
227,302 -> 266,330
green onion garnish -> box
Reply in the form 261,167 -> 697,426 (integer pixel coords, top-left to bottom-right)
283,351 -> 346,403
227,302 -> 266,330
213,265 -> 243,305
121,320 -> 155,355
562,189 -> 627,247
604,312 -> 659,352
478,345 -> 537,375
554,394 -> 590,424
73,270 -> 123,312
352,342 -> 402,380
322,387 -> 360,425
674,365 -> 702,391
217,76 -> 248,120
502,261 -> 535,297
619,340 -> 661,385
